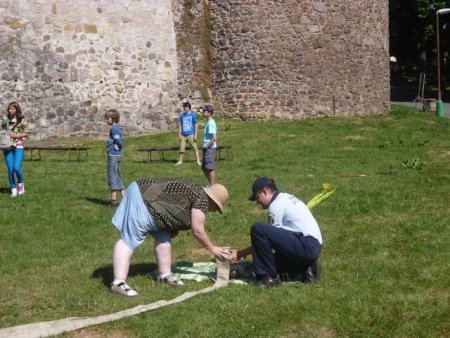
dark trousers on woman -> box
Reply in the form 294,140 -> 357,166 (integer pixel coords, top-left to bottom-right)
250,222 -> 321,281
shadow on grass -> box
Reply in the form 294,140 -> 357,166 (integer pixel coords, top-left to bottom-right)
85,197 -> 112,206
133,159 -> 194,164
0,187 -> 10,194
91,263 -> 158,287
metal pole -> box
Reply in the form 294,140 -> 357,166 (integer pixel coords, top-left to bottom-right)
437,12 -> 442,101
436,9 -> 450,117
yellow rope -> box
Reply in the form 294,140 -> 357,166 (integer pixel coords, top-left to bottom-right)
306,183 -> 336,209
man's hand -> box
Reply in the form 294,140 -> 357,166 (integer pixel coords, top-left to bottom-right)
228,249 -> 239,262
229,247 -> 252,262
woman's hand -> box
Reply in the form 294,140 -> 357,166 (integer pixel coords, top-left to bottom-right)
210,246 -> 231,261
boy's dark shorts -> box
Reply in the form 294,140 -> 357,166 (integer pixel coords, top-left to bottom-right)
202,148 -> 216,170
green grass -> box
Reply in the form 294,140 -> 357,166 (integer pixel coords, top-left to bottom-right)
0,104 -> 449,337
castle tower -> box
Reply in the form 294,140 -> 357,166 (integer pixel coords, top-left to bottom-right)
0,1 -> 179,139
210,0 -> 390,119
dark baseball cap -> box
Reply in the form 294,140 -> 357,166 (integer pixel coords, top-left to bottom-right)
248,177 -> 275,201
202,104 -> 214,113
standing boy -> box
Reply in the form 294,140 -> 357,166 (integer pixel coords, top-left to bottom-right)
176,102 -> 201,166
201,104 -> 217,186
105,109 -> 125,206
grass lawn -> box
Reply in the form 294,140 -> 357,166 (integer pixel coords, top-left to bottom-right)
0,105 -> 449,337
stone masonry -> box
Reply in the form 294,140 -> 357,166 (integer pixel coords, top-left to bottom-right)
0,0 -> 390,139
210,0 -> 390,119
0,0 -> 179,139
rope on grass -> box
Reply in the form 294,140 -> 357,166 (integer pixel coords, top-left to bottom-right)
0,260 -> 230,338
306,183 -> 335,209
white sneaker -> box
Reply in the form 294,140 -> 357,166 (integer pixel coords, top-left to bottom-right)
197,161 -> 202,166
11,188 -> 17,197
157,274 -> 185,286
18,183 -> 25,195
175,161 -> 183,166
110,281 -> 138,297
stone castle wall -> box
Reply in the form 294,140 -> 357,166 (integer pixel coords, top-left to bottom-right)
0,0 -> 179,139
0,0 -> 390,139
210,0 -> 390,119
171,0 -> 212,106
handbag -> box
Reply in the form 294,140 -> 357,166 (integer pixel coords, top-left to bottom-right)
0,120 -> 13,150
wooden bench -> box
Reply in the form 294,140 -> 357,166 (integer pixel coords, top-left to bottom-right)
26,146 -> 90,162
137,144 -> 233,163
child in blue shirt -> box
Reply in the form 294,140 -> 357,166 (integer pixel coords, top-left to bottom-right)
176,102 -> 201,166
105,109 -> 125,206
201,105 -> 217,185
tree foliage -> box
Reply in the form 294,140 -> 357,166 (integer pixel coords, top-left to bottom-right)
390,0 -> 450,72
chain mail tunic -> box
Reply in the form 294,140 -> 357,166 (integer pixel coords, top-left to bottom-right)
136,178 -> 209,233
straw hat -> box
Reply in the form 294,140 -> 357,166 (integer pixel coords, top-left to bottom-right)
203,184 -> 229,213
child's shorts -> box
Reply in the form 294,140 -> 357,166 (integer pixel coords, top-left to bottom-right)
180,135 -> 198,153
112,181 -> 171,250
107,156 -> 124,191
202,148 -> 216,170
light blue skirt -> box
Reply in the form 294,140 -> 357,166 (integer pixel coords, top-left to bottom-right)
112,181 -> 171,250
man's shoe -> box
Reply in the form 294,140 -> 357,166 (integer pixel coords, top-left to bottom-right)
301,260 -> 321,283
259,275 -> 281,288
110,282 -> 138,297
157,274 -> 185,286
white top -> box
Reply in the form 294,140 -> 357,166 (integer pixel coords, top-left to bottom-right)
267,192 -> 322,244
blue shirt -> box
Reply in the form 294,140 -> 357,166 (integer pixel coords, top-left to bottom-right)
203,119 -> 217,148
179,112 -> 198,136
107,123 -> 123,157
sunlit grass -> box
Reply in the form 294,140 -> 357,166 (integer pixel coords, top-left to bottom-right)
0,105 -> 449,337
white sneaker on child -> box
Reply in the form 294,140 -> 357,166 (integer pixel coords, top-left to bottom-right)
175,161 -> 183,166
10,188 -> 17,198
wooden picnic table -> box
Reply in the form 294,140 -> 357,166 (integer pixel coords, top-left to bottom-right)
137,144 -> 233,163
26,145 -> 90,162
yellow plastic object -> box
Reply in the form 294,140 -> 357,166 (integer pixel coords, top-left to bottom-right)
306,183 -> 336,209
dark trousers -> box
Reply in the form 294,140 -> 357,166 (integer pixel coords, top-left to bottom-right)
250,222 -> 321,280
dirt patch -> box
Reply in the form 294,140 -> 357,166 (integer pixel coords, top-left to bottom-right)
69,328 -> 128,338
279,324 -> 338,338
343,135 -> 365,141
